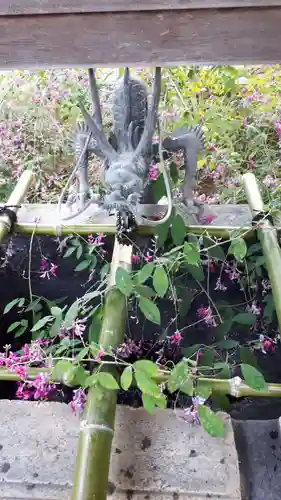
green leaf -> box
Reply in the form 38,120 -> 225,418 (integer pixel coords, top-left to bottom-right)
63,246 -> 76,258
213,319 -> 233,340
115,268 -> 133,297
7,321 -> 22,333
197,349 -> 214,368
120,366 -> 133,391
212,392 -> 230,412
168,360 -> 189,393
31,315 -> 53,332
154,221 -> 170,247
203,237 -> 225,261
76,245 -> 83,259
229,237 -> 247,262
183,242 -> 200,266
49,315 -> 62,337
142,393 -> 167,414
97,372 -> 119,390
216,339 -> 238,350
139,297 -> 161,324
75,260 -> 91,271
52,360 -> 73,382
50,306 -> 62,319
152,173 -> 166,201
239,346 -> 258,368
137,262 -> 155,284
134,370 -> 160,396
84,373 -> 98,388
263,294 -> 275,324
100,263 -> 110,280
64,300 -> 79,328
83,290 -> 101,302
134,285 -> 156,298
185,264 -> 204,282
142,393 -> 156,414
153,266 -> 169,297
169,161 -> 179,184
177,288 -> 194,317
134,360 -> 158,377
14,326 -> 28,338
241,364 -> 268,391
196,381 -> 212,399
171,214 -> 186,246
247,242 -> 262,256
197,406 -> 225,437
75,346 -> 89,363
4,298 -> 22,314
213,362 -> 230,379
233,312 -> 256,326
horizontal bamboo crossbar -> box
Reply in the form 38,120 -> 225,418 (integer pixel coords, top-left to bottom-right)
12,202 -> 276,238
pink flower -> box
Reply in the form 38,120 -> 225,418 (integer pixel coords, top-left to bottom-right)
88,233 -> 105,246
74,321 -> 86,337
259,334 -> 275,353
144,254 -> 153,263
39,257 -> 58,279
197,306 -> 217,328
249,159 -> 255,169
209,263 -> 215,273
94,348 -> 104,361
14,365 -> 27,380
148,164 -> 158,181
70,388 -> 87,414
168,330 -> 182,345
199,215 -> 215,225
132,254 -> 139,265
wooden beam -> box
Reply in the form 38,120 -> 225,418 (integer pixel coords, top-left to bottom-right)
1,8 -> 281,68
1,0 -> 281,15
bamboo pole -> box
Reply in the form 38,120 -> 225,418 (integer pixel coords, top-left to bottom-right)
0,170 -> 33,242
243,172 -> 281,329
2,365 -> 281,398
13,221 -> 255,239
71,240 -> 132,500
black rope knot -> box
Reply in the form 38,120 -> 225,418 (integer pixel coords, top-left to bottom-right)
252,210 -> 274,227
0,205 -> 20,232
116,210 -> 137,245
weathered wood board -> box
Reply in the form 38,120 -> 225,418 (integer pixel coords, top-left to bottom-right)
0,1 -> 281,68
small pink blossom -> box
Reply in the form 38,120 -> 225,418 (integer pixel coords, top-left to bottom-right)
168,330 -> 182,345
94,348 -> 105,361
197,306 -> 217,327
199,215 -> 215,225
39,257 -> 58,279
88,233 -> 104,246
144,254 -> 153,263
259,334 -> 275,354
70,388 -> 87,414
214,278 -> 227,292
132,254 -> 140,265
148,163 -> 158,181
246,301 -> 262,316
183,397 -> 206,425
74,321 -> 86,337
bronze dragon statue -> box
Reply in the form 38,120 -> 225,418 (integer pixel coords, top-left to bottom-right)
63,67 -> 205,242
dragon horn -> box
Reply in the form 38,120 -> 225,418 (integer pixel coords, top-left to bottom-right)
88,68 -> 103,128
78,101 -> 117,161
133,67 -> 162,158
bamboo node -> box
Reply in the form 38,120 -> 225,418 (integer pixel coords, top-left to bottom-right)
80,421 -> 114,435
229,376 -> 242,397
